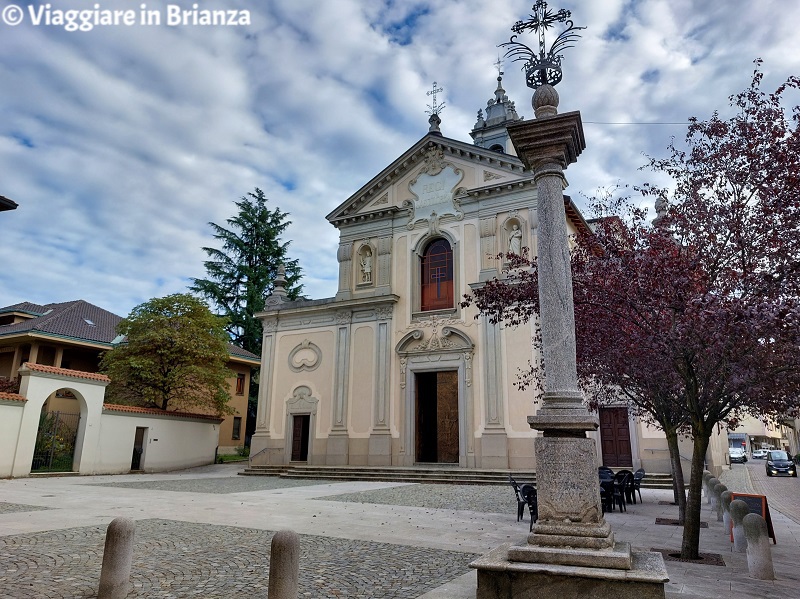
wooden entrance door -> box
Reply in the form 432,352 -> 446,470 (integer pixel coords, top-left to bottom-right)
599,407 -> 632,467
415,371 -> 459,463
290,414 -> 310,461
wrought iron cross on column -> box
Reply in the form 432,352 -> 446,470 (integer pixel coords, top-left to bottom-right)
499,0 -> 585,88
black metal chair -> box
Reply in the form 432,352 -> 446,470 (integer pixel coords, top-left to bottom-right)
613,470 -> 631,512
598,466 -> 614,478
509,475 -> 528,522
521,484 -> 538,531
599,471 -> 617,513
632,468 -> 645,503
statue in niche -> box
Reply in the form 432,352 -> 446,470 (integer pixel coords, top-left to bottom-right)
508,223 -> 522,256
360,249 -> 373,283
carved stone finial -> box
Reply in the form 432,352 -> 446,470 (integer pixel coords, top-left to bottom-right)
533,83 -> 559,118
428,112 -> 442,134
265,263 -> 289,307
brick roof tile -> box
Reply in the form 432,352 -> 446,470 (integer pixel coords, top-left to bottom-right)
21,362 -> 111,382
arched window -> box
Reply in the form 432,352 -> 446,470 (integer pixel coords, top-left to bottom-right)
420,239 -> 453,311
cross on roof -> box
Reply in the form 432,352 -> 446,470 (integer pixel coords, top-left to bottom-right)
425,81 -> 445,116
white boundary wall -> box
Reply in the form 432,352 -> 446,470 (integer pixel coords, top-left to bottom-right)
94,410 -> 220,474
0,366 -> 220,478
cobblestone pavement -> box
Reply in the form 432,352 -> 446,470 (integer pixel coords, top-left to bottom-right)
4,464 -> 800,599
0,519 -> 478,598
317,483 -> 515,515
88,476 -> 335,494
0,503 -> 51,515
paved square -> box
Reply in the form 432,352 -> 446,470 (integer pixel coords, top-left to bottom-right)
1,463 -> 799,598
0,519 -> 477,598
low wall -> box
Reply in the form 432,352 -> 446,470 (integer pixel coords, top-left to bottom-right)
92,408 -> 221,474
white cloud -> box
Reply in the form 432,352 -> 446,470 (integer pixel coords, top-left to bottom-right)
1,0 -> 798,318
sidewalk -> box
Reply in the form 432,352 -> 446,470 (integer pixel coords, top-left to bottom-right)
0,463 -> 798,598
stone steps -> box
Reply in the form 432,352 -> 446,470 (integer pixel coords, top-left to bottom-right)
241,465 -> 535,485
239,464 -> 675,488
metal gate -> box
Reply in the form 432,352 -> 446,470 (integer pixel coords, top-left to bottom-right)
31,411 -> 80,472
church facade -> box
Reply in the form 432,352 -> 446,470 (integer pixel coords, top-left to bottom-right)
250,79 -> 684,473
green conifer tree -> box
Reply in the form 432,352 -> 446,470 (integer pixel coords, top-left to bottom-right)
190,188 -> 303,354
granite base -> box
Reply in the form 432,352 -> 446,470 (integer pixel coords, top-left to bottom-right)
471,543 -> 668,599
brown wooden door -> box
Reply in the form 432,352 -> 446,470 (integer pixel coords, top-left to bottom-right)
599,407 -> 632,467
291,415 -> 310,462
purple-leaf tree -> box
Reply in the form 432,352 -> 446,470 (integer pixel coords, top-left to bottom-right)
464,62 -> 800,559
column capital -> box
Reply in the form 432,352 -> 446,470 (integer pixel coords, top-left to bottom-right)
507,111 -> 586,172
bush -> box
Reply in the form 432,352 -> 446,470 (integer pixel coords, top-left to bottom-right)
235,445 -> 250,457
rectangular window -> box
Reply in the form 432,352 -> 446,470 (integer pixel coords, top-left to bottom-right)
232,416 -> 242,440
235,373 -> 245,395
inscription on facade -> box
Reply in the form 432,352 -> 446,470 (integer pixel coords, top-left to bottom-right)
406,164 -> 463,229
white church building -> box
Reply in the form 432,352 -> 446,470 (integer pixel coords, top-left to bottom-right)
249,77 -> 721,475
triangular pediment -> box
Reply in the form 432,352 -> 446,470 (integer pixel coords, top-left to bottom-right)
326,134 -> 526,227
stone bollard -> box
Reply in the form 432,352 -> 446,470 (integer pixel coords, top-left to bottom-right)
729,499 -> 749,553
707,477 -> 719,509
712,482 -> 727,521
720,490 -> 733,533
743,513 -> 774,580
702,471 -> 713,503
98,517 -> 135,599
268,529 -> 300,599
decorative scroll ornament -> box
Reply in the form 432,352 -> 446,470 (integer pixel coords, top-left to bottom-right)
288,339 -> 322,372
499,1 -> 585,89
396,326 -> 475,355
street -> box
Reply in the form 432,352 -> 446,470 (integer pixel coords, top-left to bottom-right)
741,458 -> 800,524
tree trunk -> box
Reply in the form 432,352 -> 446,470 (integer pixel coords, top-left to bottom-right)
665,427 -> 687,524
680,432 -> 711,559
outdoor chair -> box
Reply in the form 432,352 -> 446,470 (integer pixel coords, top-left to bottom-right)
632,468 -> 645,503
599,471 -> 619,513
509,475 -> 528,522
612,470 -> 631,512
598,466 -> 614,478
615,469 -> 635,506
521,484 -> 538,531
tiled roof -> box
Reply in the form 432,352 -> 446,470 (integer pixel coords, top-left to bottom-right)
0,391 -> 26,402
21,362 -> 111,382
103,403 -> 223,421
0,300 -> 122,345
227,343 -> 260,361
0,301 -> 48,316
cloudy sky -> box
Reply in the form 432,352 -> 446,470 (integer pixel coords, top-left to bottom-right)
1,0 -> 799,318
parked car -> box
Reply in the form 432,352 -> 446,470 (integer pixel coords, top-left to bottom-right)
765,450 -> 797,477
752,449 -> 768,459
729,447 -> 747,463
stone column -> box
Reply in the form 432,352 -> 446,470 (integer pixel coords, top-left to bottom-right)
336,241 -> 353,299
472,84 -> 667,598
508,85 -> 609,555
327,311 -> 351,465
368,306 -> 393,465
250,318 -> 278,462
